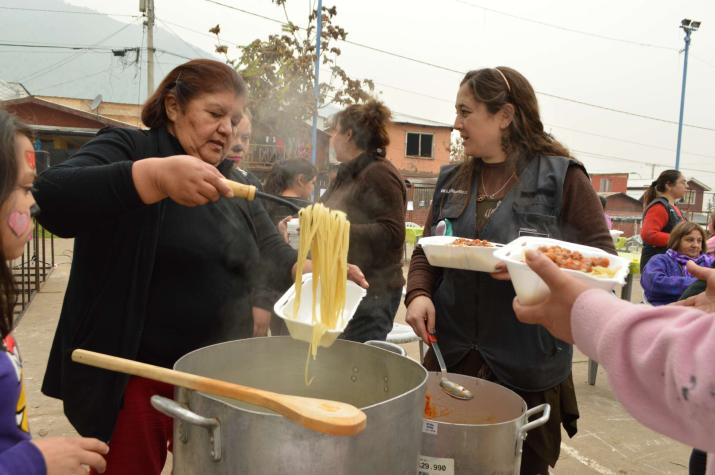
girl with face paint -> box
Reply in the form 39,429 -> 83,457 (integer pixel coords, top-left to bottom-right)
0,110 -> 109,475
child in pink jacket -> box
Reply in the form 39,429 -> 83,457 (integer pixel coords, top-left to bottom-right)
513,250 -> 715,474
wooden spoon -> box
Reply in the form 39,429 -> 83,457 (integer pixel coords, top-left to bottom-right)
72,349 -> 366,436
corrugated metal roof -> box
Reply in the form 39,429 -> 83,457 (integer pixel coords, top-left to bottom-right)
0,80 -> 29,101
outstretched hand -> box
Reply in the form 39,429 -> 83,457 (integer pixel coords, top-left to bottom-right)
512,249 -> 591,344
671,261 -> 715,313
33,436 -> 109,475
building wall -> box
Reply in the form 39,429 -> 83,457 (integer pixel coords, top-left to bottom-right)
606,194 -> 643,237
679,181 -> 706,213
385,123 -> 452,176
590,173 -> 629,193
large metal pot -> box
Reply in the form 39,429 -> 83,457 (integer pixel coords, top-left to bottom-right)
152,336 -> 427,474
420,372 -> 550,475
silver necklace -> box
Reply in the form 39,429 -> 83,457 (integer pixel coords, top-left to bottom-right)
478,172 -> 515,202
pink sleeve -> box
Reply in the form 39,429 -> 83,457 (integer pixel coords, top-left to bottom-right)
571,289 -> 715,452
707,236 -> 715,256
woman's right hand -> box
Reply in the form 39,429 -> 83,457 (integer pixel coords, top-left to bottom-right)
132,155 -> 233,206
32,436 -> 109,475
406,295 -> 436,344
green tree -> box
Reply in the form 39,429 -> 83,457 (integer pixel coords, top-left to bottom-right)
212,1 -> 374,160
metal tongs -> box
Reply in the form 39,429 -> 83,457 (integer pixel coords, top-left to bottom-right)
428,333 -> 474,400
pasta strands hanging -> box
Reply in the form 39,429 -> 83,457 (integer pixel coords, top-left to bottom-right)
291,204 -> 350,384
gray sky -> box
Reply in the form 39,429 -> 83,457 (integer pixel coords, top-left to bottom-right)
42,0 -> 715,191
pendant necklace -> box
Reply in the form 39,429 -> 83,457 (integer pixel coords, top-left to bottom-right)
477,172 -> 515,202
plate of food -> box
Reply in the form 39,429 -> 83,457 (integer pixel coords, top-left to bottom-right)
418,235 -> 504,272
493,236 -> 629,305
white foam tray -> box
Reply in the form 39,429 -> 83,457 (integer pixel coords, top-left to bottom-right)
493,236 -> 629,305
419,235 -> 503,272
274,274 -> 367,348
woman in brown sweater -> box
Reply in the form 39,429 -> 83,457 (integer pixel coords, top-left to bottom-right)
322,100 -> 406,342
406,67 -> 615,475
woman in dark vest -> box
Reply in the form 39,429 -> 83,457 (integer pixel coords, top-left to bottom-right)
640,169 -> 687,271
405,67 -> 615,475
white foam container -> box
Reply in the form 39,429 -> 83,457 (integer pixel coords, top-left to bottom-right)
274,274 -> 367,348
609,229 -> 624,238
286,218 -> 300,249
493,236 -> 630,305
419,235 -> 504,272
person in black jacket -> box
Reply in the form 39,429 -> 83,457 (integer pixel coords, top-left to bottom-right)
33,59 -> 366,475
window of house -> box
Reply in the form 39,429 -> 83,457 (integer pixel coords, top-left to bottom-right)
684,190 -> 696,205
406,132 -> 433,159
599,178 -> 611,192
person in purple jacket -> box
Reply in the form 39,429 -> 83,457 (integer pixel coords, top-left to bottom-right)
641,221 -> 714,305
513,249 -> 715,474
0,110 -> 108,474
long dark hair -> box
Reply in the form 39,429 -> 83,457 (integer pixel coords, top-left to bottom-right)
330,99 -> 391,190
142,59 -> 246,129
0,110 -> 32,338
263,159 -> 317,196
643,169 -> 682,206
450,67 -> 571,196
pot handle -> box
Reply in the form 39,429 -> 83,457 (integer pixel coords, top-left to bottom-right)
151,395 -> 222,462
364,340 -> 407,357
519,403 -> 551,438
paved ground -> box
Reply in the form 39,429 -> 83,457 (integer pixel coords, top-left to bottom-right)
16,238 -> 690,474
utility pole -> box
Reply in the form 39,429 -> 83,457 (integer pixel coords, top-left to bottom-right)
674,18 -> 701,170
140,0 -> 156,96
310,0 -> 323,166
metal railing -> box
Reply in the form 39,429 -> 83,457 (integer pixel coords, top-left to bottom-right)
11,219 -> 55,322
244,144 -> 286,170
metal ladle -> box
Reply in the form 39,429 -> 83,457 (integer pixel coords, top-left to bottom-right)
428,334 -> 474,400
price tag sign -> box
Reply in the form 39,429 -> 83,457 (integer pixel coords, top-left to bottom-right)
422,420 -> 438,435
417,455 -> 455,475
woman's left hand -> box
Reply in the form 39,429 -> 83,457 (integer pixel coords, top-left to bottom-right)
348,264 -> 369,289
490,262 -> 511,281
252,307 -> 271,337
291,260 -> 369,289
277,216 -> 291,243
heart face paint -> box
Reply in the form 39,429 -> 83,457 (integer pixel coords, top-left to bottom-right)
24,150 -> 35,171
8,211 -> 30,238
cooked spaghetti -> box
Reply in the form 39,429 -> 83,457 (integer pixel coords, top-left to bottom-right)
292,204 -> 350,381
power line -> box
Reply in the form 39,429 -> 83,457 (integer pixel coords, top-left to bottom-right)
31,66 -> 114,92
451,0 -> 677,51
0,42 -> 117,52
155,17 -> 211,59
202,0 -> 715,133
0,6 -> 139,18
17,21 -> 137,83
574,149 -> 715,176
374,80 -> 715,159
548,123 -> 715,160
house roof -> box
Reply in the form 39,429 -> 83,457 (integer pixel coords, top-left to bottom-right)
604,192 -> 643,206
688,177 -> 711,192
1,96 -> 134,129
0,80 -> 29,101
37,96 -> 142,127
